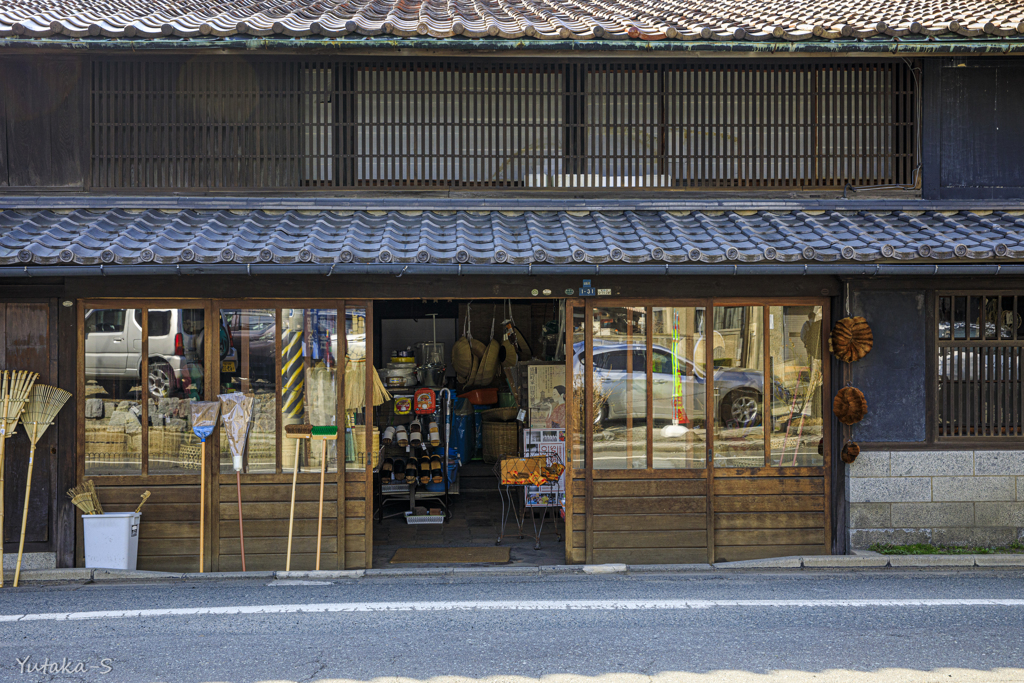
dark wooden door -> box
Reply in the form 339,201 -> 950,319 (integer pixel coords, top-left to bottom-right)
2,302 -> 55,547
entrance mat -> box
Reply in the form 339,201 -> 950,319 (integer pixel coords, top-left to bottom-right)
390,546 -> 510,564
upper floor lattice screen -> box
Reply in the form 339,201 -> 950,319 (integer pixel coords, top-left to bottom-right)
90,58 -> 917,191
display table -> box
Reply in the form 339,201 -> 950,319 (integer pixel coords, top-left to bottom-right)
493,462 -> 561,549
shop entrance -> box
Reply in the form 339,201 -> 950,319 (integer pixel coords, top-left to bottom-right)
369,299 -> 569,567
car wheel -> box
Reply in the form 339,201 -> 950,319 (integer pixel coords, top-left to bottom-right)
721,389 -> 761,428
148,361 -> 175,399
594,403 -> 609,427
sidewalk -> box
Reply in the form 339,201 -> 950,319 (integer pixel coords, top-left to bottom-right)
5,553 -> 1024,585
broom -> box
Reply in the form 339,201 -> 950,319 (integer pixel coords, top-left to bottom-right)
283,424 -> 312,571
0,370 -> 37,588
14,384 -> 71,587
219,393 -> 254,572
311,425 -> 338,570
67,479 -> 104,515
189,401 -> 220,574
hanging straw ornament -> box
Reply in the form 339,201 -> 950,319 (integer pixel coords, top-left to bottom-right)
14,384 -> 71,587
188,401 -> 221,574
0,370 -> 37,588
840,441 -> 861,464
833,386 -> 868,426
830,317 -> 873,363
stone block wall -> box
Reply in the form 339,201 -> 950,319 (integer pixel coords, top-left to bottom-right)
848,450 -> 1024,548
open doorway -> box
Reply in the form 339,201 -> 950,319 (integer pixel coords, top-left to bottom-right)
370,299 -> 569,567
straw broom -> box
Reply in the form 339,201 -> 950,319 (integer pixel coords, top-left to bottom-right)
0,370 -> 37,588
14,384 -> 71,587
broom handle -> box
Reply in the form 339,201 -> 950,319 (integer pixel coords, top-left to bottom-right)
14,439 -> 38,588
285,438 -> 300,571
0,395 -> 7,588
316,438 -> 327,571
236,470 -> 246,572
199,440 -> 205,573
0,432 -> 6,589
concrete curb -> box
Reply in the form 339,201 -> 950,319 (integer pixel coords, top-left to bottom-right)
7,554 -> 1024,584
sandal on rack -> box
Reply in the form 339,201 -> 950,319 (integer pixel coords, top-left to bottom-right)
430,455 -> 443,484
393,458 -> 406,481
409,420 -> 422,447
428,421 -> 440,447
396,424 -> 408,447
381,458 -> 394,480
382,426 -> 395,446
419,456 -> 431,485
405,457 -> 418,483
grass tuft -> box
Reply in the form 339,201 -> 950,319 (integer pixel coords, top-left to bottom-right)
869,541 -> 1024,555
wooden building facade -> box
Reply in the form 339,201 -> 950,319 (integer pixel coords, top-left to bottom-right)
1,0 -> 1024,570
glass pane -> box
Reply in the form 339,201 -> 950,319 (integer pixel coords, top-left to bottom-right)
953,297 -> 966,339
969,296 -> 982,340
571,304 -> 586,469
712,306 -> 765,468
219,309 -> 277,474
345,307 -> 370,471
84,308 -> 142,475
769,306 -> 824,467
147,308 -> 208,475
591,306 -> 648,469
938,297 -> 951,340
650,307 -> 707,469
1001,296 -> 1015,340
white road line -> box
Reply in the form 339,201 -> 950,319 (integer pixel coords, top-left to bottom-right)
2,598 -> 1024,623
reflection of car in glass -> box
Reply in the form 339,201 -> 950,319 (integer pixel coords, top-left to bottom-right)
573,342 -> 775,428
220,310 -> 365,385
85,309 -> 235,398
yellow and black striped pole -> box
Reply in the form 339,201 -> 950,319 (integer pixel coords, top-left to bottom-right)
281,308 -> 304,425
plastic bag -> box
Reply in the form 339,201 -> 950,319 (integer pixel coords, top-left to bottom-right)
189,401 -> 221,442
218,392 -> 254,472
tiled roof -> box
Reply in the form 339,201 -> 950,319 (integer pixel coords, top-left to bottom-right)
2,0 -> 1024,41
2,209 -> 1023,267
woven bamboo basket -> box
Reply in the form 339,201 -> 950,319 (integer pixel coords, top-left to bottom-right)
481,407 -> 519,422
482,421 -> 518,464
351,425 -> 380,468
178,434 -> 202,470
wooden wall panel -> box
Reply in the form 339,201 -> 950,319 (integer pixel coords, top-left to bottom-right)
95,483 -> 200,572
713,475 -> 827,563
2,303 -> 53,547
218,480 -> 342,571
1,58 -> 84,188
345,470 -> 366,570
588,476 -> 708,565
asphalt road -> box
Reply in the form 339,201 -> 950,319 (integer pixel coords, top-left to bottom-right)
2,570 -> 1024,683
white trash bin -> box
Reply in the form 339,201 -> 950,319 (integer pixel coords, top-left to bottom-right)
82,512 -> 141,570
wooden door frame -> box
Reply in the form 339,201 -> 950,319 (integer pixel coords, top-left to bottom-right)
576,296 -> 832,565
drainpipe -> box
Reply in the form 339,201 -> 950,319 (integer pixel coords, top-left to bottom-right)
3,263 -> 1024,278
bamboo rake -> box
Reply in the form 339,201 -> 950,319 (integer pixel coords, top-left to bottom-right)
14,384 -> 70,588
0,370 -> 37,588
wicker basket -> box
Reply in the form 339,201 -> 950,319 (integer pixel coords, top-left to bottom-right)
482,420 -> 518,464
482,407 -> 519,422
351,425 -> 380,468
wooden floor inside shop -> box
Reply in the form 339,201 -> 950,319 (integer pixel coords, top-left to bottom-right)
373,461 -> 566,567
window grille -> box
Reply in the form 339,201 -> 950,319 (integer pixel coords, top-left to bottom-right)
90,58 -> 917,191
937,293 -> 1024,438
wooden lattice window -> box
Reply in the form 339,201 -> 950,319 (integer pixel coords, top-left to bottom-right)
89,58 -> 917,191
937,293 -> 1024,438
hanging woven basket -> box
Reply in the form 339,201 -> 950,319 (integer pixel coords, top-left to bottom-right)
829,316 -> 873,363
833,386 -> 868,425
840,441 -> 861,464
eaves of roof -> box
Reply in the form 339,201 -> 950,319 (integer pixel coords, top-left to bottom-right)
3,35 -> 1024,55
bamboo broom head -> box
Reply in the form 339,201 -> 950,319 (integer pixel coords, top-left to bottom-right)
371,366 -> 391,406
22,384 -> 72,445
0,370 -> 39,427
344,359 -> 367,411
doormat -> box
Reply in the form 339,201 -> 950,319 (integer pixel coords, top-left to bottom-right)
390,546 -> 511,564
